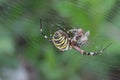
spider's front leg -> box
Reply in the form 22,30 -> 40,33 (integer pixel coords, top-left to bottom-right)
72,45 -> 96,56
72,43 -> 111,56
71,29 -> 111,56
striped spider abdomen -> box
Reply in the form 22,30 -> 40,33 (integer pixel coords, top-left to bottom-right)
52,30 -> 71,51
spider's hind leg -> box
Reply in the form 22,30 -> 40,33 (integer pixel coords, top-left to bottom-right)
56,24 -> 68,33
40,19 -> 52,42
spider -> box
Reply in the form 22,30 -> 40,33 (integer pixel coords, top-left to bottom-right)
40,19 -> 111,56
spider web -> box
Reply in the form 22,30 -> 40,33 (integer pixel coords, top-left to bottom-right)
40,17 -> 72,40
0,0 -> 120,80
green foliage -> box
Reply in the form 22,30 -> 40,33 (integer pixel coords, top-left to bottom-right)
0,0 -> 120,80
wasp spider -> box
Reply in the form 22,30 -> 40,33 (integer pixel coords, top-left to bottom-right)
40,19 -> 111,56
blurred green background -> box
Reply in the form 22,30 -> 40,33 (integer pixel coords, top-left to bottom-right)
0,0 -> 120,80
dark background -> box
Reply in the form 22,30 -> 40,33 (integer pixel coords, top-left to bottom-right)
0,0 -> 120,80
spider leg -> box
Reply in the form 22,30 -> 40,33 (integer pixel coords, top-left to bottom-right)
50,24 -> 54,38
72,43 -> 111,56
93,43 -> 112,55
56,24 -> 68,33
40,19 -> 52,42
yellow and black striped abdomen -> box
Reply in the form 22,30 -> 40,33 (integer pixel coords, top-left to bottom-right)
52,30 -> 70,51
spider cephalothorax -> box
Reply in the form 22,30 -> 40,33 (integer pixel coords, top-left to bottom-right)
68,28 -> 89,47
40,19 -> 111,56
